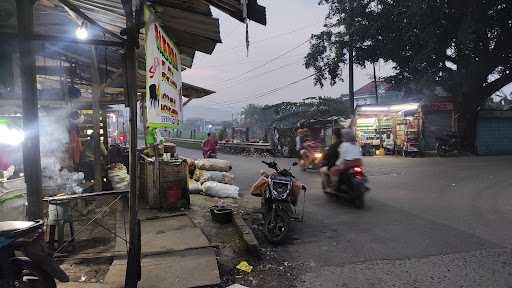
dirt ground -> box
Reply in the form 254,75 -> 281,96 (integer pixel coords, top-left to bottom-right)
53,195 -> 122,283
188,194 -> 303,288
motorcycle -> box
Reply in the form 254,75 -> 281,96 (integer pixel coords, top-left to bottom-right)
0,220 -> 69,288
324,165 -> 369,209
309,147 -> 324,170
259,160 -> 306,244
300,141 -> 324,171
436,132 -> 461,157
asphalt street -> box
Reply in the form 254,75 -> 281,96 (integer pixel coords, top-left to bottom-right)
179,147 -> 512,288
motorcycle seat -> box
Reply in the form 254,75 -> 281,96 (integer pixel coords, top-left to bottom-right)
0,221 -> 42,237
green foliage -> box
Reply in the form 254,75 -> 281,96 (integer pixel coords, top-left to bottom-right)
306,0 -> 512,104
218,127 -> 227,141
240,97 -> 351,128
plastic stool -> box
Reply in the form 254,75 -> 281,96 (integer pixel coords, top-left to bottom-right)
47,201 -> 75,251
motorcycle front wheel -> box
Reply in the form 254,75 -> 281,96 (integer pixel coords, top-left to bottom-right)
12,264 -> 56,288
264,208 -> 289,244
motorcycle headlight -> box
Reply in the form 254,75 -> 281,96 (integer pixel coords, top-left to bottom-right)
270,181 -> 291,200
314,153 -> 323,158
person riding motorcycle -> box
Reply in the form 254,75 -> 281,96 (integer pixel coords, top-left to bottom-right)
320,128 -> 342,192
332,129 -> 362,188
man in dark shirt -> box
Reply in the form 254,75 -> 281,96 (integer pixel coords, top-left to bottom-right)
320,128 -> 342,192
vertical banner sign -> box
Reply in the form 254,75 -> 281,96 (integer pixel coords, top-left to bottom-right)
145,6 -> 183,128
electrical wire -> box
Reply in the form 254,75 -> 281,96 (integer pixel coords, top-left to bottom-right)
220,39 -> 311,83
211,70 -> 323,106
220,59 -> 303,90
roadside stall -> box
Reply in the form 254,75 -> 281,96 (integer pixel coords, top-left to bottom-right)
355,103 -> 420,156
1,0 -> 267,285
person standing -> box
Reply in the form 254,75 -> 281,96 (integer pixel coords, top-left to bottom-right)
0,149 -> 15,181
80,131 -> 108,181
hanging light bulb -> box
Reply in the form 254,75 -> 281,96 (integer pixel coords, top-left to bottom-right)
75,22 -> 88,40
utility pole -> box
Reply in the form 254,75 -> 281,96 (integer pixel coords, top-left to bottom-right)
373,62 -> 378,104
347,0 -> 355,113
17,0 -> 43,220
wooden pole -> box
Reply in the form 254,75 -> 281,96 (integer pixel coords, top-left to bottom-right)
17,0 -> 43,220
90,47 -> 103,192
124,0 -> 141,286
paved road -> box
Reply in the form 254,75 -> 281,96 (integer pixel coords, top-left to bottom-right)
179,148 -> 512,287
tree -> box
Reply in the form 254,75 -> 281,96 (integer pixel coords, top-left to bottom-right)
305,0 -> 512,149
271,97 -> 351,127
240,104 -> 273,128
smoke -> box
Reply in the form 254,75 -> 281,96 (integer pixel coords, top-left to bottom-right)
39,107 -> 84,194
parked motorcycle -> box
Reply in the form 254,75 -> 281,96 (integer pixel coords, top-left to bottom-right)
0,220 -> 69,287
260,160 -> 306,244
324,165 -> 369,209
436,132 -> 461,157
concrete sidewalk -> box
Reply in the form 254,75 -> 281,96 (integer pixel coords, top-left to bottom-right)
104,211 -> 220,288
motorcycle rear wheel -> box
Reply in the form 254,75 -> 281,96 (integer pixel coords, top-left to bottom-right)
264,209 -> 289,244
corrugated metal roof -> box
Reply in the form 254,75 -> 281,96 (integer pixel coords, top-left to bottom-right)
0,0 -> 266,100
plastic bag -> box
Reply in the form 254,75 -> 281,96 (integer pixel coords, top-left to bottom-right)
195,159 -> 232,172
193,169 -> 234,185
202,181 -> 239,199
250,176 -> 268,197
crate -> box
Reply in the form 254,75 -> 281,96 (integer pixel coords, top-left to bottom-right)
158,159 -> 190,211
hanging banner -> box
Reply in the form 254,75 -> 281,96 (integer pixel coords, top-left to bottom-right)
145,6 -> 182,128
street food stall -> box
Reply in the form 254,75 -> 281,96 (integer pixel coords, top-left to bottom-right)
355,103 -> 421,156
355,101 -> 455,156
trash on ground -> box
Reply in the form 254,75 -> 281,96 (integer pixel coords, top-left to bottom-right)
236,261 -> 253,273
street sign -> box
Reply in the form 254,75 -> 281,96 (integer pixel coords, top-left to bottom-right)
145,6 -> 183,128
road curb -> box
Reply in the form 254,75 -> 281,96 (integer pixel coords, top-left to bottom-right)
233,212 -> 260,256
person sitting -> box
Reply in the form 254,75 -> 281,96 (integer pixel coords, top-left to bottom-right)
202,133 -> 218,158
0,150 -> 15,181
332,129 -> 362,188
320,128 -> 342,192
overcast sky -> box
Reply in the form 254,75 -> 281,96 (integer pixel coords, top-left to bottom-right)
182,0 -> 395,120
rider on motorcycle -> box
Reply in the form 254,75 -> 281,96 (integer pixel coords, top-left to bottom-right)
332,129 -> 362,188
320,128 -> 342,192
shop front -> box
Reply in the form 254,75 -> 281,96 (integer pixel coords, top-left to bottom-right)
354,101 -> 455,156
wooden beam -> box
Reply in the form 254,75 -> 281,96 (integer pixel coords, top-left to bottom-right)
16,0 -> 43,220
183,98 -> 193,107
0,32 -> 124,47
89,47 -> 104,192
123,0 -> 141,286
55,0 -> 125,41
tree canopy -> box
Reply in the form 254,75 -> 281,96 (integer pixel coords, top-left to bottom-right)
305,0 -> 512,144
240,97 -> 351,128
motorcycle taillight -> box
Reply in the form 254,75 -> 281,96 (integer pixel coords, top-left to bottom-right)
353,167 -> 363,173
